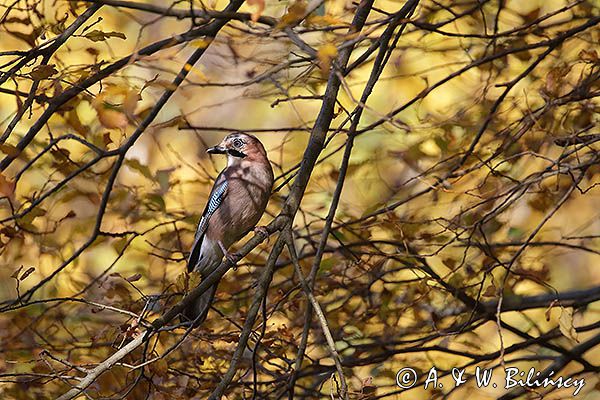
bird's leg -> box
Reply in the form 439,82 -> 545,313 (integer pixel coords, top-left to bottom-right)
254,226 -> 269,243
218,240 -> 240,268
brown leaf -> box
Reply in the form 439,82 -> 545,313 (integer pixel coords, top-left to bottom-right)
482,285 -> 496,298
0,144 -> 20,157
579,49 -> 598,63
545,299 -> 558,321
0,173 -> 16,199
151,358 -> 168,377
361,376 -> 376,397
126,273 -> 142,282
20,267 -> 35,281
103,132 -> 113,147
277,1 -> 307,28
30,64 -> 58,80
84,30 -> 126,42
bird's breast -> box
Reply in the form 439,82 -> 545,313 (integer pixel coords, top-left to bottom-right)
207,167 -> 272,247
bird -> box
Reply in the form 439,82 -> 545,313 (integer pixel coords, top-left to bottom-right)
182,133 -> 274,327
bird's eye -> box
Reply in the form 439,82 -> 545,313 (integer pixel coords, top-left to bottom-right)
232,138 -> 243,148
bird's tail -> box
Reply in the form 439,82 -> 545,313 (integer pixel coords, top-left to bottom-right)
182,237 -> 224,327
182,282 -> 218,327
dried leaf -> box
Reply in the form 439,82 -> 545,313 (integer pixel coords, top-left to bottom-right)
30,64 -> 58,80
579,49 -> 598,63
482,285 -> 496,298
361,376 -> 376,396
126,273 -> 142,282
559,307 -> 579,343
277,1 -> 307,28
545,299 -> 558,321
175,272 -> 188,292
20,267 -> 35,281
84,30 -> 126,42
103,132 -> 113,147
544,66 -> 570,97
0,144 -> 20,157
150,358 -> 168,377
0,174 -> 16,199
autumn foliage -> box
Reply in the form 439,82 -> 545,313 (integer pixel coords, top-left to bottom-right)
0,0 -> 599,399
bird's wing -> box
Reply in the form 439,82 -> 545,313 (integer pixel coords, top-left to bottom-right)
187,174 -> 228,272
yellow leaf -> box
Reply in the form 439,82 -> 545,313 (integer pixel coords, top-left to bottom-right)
188,271 -> 202,289
317,43 -> 338,74
277,1 -> 307,28
97,108 -> 128,129
559,308 -> 579,343
175,272 -> 188,293
122,90 -> 140,115
92,89 -> 132,129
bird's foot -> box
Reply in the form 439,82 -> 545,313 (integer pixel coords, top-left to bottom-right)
254,226 -> 269,242
218,240 -> 240,269
225,251 -> 241,268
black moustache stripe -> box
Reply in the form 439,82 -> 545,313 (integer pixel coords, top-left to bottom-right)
228,149 -> 247,158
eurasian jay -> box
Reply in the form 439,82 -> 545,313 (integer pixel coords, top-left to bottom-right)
183,133 -> 274,326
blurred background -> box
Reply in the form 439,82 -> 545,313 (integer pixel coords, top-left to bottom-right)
0,0 -> 599,398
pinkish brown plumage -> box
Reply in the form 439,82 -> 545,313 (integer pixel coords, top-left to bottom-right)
183,133 -> 273,326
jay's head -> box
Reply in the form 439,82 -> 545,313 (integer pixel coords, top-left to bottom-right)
207,133 -> 268,163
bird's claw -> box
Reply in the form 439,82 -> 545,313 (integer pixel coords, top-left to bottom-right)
218,240 -> 240,269
225,251 -> 240,267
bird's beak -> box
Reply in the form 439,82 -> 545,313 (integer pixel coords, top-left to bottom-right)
207,145 -> 227,154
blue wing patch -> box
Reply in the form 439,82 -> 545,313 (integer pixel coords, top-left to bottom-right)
188,178 -> 228,272
206,180 -> 227,216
